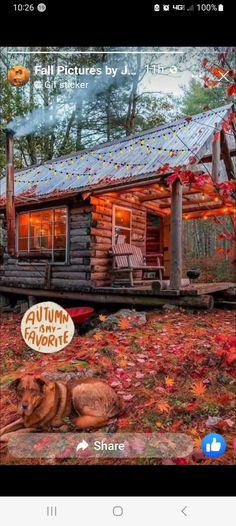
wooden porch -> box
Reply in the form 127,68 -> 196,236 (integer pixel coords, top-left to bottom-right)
0,281 -> 235,310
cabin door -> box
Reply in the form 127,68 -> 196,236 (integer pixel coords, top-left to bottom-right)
146,213 -> 163,265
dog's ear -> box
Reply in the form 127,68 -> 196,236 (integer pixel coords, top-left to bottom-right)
35,377 -> 46,392
9,378 -> 20,391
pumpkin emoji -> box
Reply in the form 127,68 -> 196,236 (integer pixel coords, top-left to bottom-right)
7,65 -> 30,87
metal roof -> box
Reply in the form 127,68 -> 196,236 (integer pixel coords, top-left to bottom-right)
0,104 -> 234,204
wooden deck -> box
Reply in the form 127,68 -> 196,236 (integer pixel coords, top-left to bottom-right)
0,282 -> 234,309
94,282 -> 235,296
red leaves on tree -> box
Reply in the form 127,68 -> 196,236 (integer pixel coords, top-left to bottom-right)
203,72 -> 219,88
222,121 -> 232,132
156,163 -> 170,174
217,51 -> 228,66
228,111 -> 236,125
227,83 -> 236,97
217,231 -> 235,242
221,111 -> 235,133
208,65 -> 229,79
166,171 -> 181,185
216,180 -> 236,197
188,155 -> 198,165
166,167 -> 209,188
201,58 -> 209,68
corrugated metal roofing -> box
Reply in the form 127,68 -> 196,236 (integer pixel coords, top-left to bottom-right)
0,104 -> 234,203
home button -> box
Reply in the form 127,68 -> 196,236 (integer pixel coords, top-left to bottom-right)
113,506 -> 124,517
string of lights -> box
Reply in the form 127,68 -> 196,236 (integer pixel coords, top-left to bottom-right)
3,109 -> 234,193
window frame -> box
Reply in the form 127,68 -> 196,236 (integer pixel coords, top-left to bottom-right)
17,206 -> 68,264
112,205 -> 132,245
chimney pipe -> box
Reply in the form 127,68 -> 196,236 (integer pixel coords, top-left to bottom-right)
3,128 -> 16,257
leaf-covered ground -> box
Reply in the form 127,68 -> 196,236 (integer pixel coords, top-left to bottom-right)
0,308 -> 235,465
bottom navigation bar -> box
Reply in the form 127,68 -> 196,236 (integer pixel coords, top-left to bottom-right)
0,497 -> 235,526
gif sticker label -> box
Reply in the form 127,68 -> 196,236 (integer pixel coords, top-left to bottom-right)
21,301 -> 75,354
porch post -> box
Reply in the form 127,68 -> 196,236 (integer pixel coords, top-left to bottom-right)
169,178 -> 182,290
212,125 -> 221,183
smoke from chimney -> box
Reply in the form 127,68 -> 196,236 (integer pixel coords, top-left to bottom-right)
5,58 -> 130,137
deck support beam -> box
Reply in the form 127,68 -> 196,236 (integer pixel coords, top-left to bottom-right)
170,178 -> 183,290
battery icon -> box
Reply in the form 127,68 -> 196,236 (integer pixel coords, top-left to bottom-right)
218,4 -> 224,10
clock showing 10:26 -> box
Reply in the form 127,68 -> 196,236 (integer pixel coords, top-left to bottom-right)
13,3 -> 47,12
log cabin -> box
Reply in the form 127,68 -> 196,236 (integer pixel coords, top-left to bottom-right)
0,104 -> 235,308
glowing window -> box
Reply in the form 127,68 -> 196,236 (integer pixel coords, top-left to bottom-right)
18,207 -> 67,262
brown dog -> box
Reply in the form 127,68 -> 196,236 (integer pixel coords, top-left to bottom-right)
0,375 -> 122,441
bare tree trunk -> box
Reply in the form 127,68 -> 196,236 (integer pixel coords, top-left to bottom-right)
193,220 -> 201,256
75,101 -> 83,150
125,52 -> 142,135
59,110 -> 76,154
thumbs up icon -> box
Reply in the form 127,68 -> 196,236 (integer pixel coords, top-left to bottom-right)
206,437 -> 221,453
202,434 -> 226,458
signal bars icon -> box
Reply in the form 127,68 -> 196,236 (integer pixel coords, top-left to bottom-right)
187,4 -> 194,10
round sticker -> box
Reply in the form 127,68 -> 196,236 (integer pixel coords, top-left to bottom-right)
21,301 -> 75,354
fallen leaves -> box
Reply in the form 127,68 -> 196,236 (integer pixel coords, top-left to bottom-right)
98,314 -> 107,322
157,401 -> 171,413
193,437 -> 202,448
94,332 -> 103,341
190,381 -> 207,397
118,318 -> 130,330
0,308 -> 235,466
165,376 -> 175,387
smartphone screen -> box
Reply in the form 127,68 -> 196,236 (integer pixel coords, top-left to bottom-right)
0,2 -> 235,524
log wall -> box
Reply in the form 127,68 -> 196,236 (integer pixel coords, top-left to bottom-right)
90,193 -> 169,287
0,194 -> 170,291
0,203 -> 92,291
